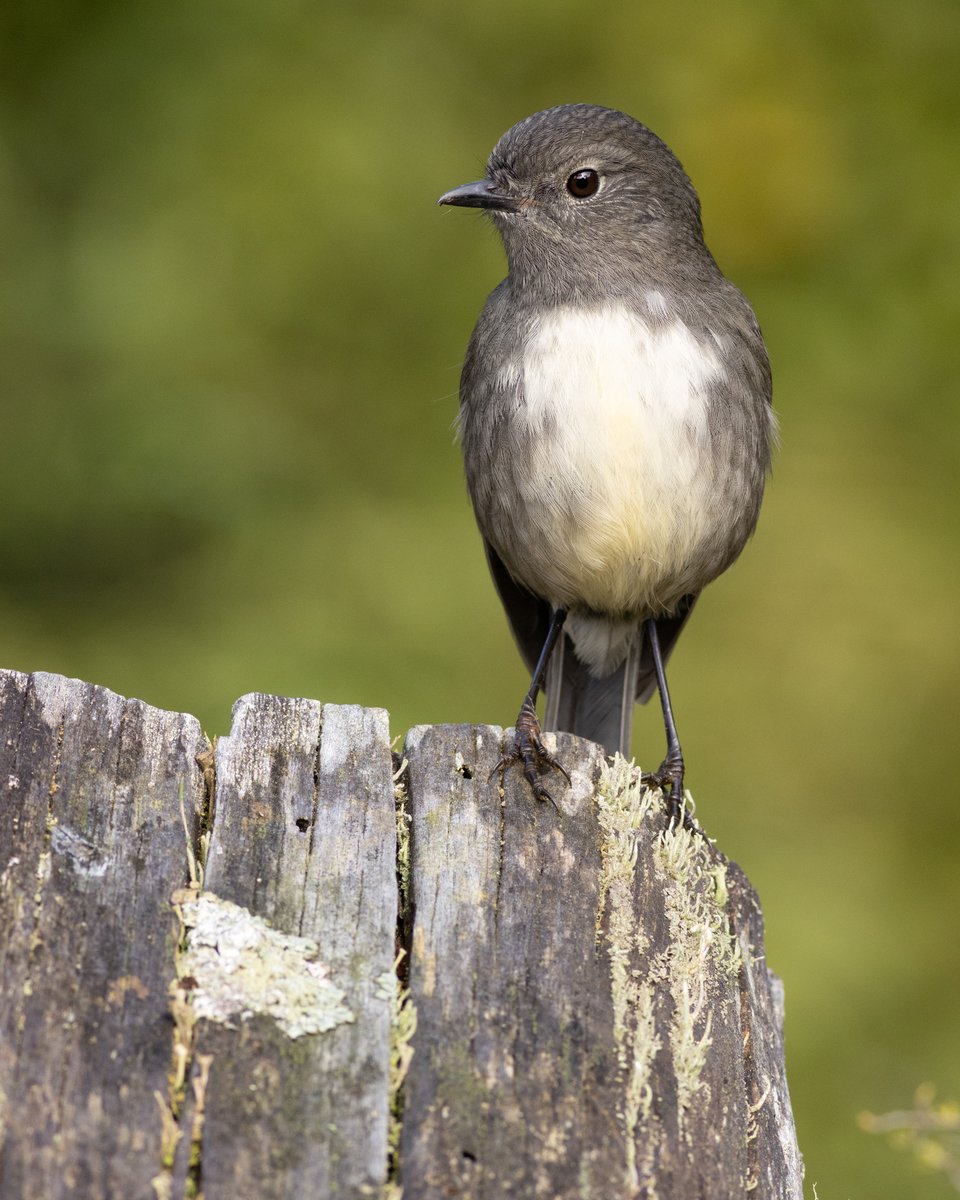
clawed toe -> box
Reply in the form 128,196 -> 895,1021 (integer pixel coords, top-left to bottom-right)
490,698 -> 569,810
641,751 -> 690,829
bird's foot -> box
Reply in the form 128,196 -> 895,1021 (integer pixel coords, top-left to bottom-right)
492,697 -> 570,811
641,750 -> 690,830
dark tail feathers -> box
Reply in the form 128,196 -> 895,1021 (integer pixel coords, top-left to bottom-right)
541,597 -> 697,758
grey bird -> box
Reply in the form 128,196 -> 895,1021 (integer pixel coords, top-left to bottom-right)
438,104 -> 776,811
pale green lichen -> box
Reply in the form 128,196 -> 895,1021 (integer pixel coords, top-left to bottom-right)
710,861 -> 729,909
152,781 -> 211,1198
178,780 -> 202,890
596,756 -> 662,1190
657,817 -> 741,980
653,797 -> 741,1131
382,955 -> 417,1192
393,757 -> 411,916
597,755 -> 743,1164
746,1080 -> 772,1151
178,893 -> 354,1038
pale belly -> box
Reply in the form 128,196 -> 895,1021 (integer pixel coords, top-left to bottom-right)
485,305 -> 730,617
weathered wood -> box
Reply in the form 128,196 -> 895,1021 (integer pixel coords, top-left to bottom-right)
399,724 -> 626,1197
179,694 -> 397,1200
728,863 -> 805,1192
0,670 -> 802,1198
0,669 -> 209,1200
400,723 -> 803,1198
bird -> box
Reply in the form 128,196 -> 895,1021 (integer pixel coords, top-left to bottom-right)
437,104 -> 776,813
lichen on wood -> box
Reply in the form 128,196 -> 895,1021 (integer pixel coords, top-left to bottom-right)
178,892 -> 355,1038
0,671 -> 802,1199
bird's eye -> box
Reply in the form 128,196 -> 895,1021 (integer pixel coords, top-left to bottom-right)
566,168 -> 600,199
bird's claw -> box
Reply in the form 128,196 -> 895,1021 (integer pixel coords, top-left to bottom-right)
490,697 -> 569,811
641,750 -> 690,829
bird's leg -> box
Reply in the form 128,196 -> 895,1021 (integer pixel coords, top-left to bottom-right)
494,607 -> 570,808
640,617 -> 687,826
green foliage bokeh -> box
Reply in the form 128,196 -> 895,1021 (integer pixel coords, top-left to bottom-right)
2,2 -> 959,1193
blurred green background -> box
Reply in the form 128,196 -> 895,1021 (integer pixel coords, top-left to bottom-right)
2,0 -> 958,1192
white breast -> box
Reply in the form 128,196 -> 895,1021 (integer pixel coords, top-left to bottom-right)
502,303 -> 725,617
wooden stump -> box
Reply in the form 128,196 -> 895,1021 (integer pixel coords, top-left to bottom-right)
0,669 -> 803,1198
0,670 -> 208,1199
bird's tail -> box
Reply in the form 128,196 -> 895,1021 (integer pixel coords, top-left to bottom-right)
542,631 -> 642,758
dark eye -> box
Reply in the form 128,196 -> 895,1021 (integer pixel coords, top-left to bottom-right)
566,168 -> 600,199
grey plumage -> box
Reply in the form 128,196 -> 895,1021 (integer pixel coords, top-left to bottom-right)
441,104 -> 775,768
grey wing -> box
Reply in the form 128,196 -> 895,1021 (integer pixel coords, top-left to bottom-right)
484,540 -> 551,677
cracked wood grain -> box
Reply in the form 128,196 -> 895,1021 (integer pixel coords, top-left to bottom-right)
0,670 -> 802,1199
399,725 -> 803,1199
0,669 -> 209,1199
399,723 -> 629,1198
185,694 -> 398,1200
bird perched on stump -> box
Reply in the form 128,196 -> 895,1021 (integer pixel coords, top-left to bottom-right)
438,104 -> 776,813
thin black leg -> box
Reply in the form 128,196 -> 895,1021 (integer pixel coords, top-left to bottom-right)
495,608 -> 570,808
524,607 -> 568,709
641,617 -> 686,823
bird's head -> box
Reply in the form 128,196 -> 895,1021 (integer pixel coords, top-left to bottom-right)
438,104 -> 707,295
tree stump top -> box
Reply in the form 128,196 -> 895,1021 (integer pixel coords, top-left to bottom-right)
0,669 -> 802,1198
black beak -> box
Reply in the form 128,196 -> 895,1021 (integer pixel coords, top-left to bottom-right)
436,178 -> 520,212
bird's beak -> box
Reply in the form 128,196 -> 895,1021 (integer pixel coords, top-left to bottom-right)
436,178 -> 520,212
